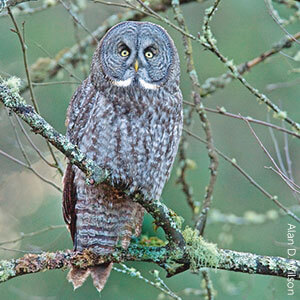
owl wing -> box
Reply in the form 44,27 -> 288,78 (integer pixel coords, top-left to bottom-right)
63,163 -> 77,241
63,77 -> 96,242
65,78 -> 96,142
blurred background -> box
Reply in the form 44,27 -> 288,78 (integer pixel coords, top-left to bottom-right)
0,0 -> 299,299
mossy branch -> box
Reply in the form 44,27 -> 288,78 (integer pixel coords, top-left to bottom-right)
1,240 -> 299,283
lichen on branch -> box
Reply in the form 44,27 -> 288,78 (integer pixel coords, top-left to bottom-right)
1,238 -> 299,283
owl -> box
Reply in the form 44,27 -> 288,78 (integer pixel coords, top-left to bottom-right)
63,21 -> 183,292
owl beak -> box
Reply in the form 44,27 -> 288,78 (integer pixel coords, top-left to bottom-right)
134,60 -> 139,72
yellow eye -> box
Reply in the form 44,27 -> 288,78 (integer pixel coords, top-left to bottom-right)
120,49 -> 130,57
145,51 -> 154,59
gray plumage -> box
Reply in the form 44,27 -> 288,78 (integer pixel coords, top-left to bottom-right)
63,21 -> 183,292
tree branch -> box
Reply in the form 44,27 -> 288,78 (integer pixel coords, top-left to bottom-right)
1,245 -> 299,283
200,32 -> 300,97
172,0 -> 219,235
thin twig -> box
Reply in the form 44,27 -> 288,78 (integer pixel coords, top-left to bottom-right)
6,109 -> 31,165
201,5 -> 300,133
114,264 -> 182,300
8,9 -> 64,176
184,128 -> 300,223
202,270 -> 214,300
0,148 -> 62,192
183,101 -> 300,139
0,225 -> 66,246
264,166 -> 300,193
241,117 -> 300,222
265,0 -> 300,45
59,0 -> 98,45
15,115 -> 56,168
242,116 -> 300,192
32,81 -> 80,86
282,121 -> 295,183
267,113 -> 288,176
7,8 -> 38,111
172,0 -> 219,235
94,0 -> 133,9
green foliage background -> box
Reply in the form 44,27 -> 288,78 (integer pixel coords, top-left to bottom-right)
0,0 -> 299,299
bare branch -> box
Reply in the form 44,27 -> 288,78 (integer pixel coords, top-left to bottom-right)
202,270 -> 215,300
58,0 -> 98,44
184,128 -> 300,223
243,116 -> 300,193
0,148 -> 62,192
241,118 -> 300,221
265,0 -> 300,45
7,8 -> 38,111
172,0 -> 219,235
8,8 -> 64,176
114,264 -> 182,300
15,115 -> 58,168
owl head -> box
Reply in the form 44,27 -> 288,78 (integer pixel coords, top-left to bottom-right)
91,21 -> 180,90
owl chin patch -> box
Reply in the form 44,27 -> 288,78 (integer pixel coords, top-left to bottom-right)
112,77 -> 132,87
112,77 -> 159,90
138,78 -> 159,90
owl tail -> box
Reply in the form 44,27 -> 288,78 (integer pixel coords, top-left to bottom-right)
67,263 -> 113,292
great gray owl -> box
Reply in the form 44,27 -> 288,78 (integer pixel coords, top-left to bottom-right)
63,21 -> 183,292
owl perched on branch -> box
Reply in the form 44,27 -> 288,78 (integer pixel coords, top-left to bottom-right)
63,21 -> 183,292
